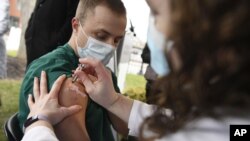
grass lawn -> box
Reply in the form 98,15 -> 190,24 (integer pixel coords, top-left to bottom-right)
124,73 -> 146,89
123,74 -> 146,102
0,79 -> 21,141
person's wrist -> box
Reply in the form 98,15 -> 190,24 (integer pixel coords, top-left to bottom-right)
106,93 -> 120,110
24,114 -> 53,133
24,120 -> 53,133
28,111 -> 52,123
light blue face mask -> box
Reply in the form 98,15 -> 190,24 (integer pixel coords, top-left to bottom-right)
76,22 -> 115,65
147,15 -> 171,76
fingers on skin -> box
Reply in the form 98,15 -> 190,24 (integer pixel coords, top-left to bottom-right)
40,71 -> 48,96
74,68 -> 97,83
50,75 -> 67,99
33,77 -> 40,101
84,67 -> 97,78
60,105 -> 83,117
58,78 -> 88,119
105,68 -> 112,79
88,74 -> 98,82
79,58 -> 106,78
27,94 -> 34,108
74,71 -> 94,94
69,83 -> 87,98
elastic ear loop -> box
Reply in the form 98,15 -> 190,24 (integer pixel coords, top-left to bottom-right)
78,20 -> 88,38
75,19 -> 88,48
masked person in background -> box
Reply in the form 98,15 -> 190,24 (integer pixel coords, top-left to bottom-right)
22,0 -> 250,141
18,0 -> 128,141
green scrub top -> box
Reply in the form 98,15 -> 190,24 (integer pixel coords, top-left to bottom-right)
18,44 -> 120,141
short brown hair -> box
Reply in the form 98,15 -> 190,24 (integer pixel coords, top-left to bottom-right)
76,0 -> 126,22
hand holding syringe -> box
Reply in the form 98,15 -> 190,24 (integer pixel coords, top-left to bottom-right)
72,64 -> 85,83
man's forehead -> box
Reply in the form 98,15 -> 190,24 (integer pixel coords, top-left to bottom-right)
83,6 -> 126,36
94,27 -> 125,37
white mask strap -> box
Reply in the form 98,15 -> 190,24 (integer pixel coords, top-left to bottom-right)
78,20 -> 88,38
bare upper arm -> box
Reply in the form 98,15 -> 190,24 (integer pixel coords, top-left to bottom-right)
54,77 -> 90,141
58,77 -> 88,107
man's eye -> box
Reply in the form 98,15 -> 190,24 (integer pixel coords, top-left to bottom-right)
96,33 -> 107,41
114,39 -> 121,45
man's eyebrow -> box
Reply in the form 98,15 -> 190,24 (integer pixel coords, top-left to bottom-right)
97,29 -> 111,35
97,29 -> 124,38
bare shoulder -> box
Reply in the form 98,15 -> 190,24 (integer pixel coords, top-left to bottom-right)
58,77 -> 88,107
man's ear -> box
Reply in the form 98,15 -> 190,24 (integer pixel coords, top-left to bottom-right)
72,17 -> 79,33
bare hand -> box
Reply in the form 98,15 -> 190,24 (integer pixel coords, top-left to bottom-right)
74,58 -> 118,109
27,71 -> 82,125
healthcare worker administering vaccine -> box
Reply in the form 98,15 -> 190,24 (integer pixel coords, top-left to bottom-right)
22,0 -> 250,140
